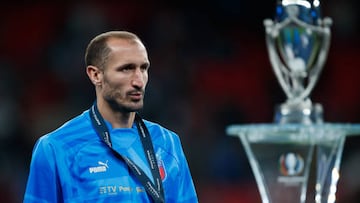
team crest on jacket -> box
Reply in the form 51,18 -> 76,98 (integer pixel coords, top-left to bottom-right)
158,160 -> 166,180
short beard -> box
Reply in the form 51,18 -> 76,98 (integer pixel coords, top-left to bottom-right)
106,98 -> 143,113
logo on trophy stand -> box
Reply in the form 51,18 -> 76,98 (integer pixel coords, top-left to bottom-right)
264,0 -> 332,124
279,152 -> 304,177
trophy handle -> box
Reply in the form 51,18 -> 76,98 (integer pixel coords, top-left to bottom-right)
264,21 -> 293,100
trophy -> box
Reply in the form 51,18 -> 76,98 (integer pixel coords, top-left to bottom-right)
226,1 -> 360,202
264,0 -> 332,124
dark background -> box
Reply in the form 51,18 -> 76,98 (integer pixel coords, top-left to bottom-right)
1,0 -> 360,202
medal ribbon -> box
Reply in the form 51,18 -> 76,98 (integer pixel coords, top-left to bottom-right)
89,103 -> 165,203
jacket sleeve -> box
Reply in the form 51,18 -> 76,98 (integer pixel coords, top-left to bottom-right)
23,136 -> 63,203
174,136 -> 199,203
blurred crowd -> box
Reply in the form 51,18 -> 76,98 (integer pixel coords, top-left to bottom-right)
0,1 -> 360,202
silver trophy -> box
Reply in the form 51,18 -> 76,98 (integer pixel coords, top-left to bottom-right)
226,1 -> 360,203
264,0 -> 332,124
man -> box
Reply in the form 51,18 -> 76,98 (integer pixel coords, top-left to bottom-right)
24,31 -> 198,203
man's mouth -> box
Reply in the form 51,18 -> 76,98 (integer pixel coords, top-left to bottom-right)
128,91 -> 143,100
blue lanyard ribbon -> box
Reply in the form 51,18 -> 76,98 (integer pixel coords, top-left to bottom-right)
89,103 -> 165,203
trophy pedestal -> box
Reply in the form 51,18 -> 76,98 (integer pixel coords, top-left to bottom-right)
274,102 -> 324,124
226,123 -> 360,203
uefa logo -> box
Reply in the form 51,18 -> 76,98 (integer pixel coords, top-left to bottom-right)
279,152 -> 304,176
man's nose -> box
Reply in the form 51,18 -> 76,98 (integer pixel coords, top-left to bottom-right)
131,68 -> 145,88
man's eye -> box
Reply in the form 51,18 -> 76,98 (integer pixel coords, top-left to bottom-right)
140,64 -> 150,71
120,65 -> 133,72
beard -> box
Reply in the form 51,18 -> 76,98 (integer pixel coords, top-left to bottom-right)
101,73 -> 146,113
102,83 -> 145,113
106,95 -> 144,113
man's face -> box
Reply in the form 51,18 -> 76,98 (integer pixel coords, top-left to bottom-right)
100,38 -> 149,112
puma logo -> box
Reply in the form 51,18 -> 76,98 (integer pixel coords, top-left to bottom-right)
89,160 -> 109,173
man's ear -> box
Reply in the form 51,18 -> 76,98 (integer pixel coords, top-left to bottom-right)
86,65 -> 102,86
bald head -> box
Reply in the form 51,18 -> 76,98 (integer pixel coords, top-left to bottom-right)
85,31 -> 144,70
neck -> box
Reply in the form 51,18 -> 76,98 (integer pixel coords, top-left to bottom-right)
96,100 -> 135,128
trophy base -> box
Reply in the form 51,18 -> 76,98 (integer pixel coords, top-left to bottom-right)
274,102 -> 324,124
226,123 -> 360,203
